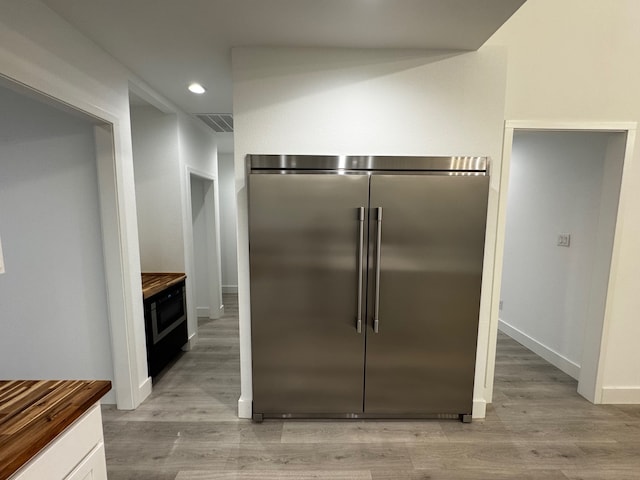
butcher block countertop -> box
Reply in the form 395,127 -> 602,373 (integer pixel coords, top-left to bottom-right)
141,272 -> 186,300
0,380 -> 111,480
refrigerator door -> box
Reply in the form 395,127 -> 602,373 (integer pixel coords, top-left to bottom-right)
249,173 -> 369,415
365,174 -> 490,415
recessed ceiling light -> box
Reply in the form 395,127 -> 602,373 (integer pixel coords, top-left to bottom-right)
188,83 -> 206,94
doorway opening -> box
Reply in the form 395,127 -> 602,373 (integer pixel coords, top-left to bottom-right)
0,76 -> 139,407
216,144 -> 238,297
189,172 -> 223,330
493,122 -> 634,405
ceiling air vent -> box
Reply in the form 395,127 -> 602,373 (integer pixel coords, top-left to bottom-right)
196,114 -> 233,133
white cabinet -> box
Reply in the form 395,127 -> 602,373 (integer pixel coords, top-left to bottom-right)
10,404 -> 107,480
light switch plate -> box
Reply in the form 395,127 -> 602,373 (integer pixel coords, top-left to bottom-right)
0,234 -> 5,274
557,233 -> 571,247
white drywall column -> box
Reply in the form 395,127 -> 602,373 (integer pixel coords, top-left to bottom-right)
232,47 -> 508,418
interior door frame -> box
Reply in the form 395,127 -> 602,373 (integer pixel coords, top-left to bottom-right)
0,73 -> 151,410
184,167 -> 224,349
485,120 -> 637,404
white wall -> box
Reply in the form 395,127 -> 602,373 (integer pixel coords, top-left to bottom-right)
218,153 -> 238,292
177,113 -> 218,175
232,46 -> 508,418
0,85 -> 115,403
487,0 -> 640,403
130,106 -> 184,272
500,131 -> 618,379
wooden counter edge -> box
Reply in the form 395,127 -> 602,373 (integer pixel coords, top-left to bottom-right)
0,380 -> 111,480
141,273 -> 187,300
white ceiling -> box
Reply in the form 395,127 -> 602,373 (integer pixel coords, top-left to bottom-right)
42,0 -> 525,114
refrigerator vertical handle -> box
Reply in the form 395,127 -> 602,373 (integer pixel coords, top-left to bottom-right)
374,207 -> 382,333
356,207 -> 365,333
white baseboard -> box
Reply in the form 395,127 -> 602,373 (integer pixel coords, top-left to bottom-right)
198,305 -> 224,319
138,376 -> 152,405
182,332 -> 198,351
238,396 -> 252,419
222,285 -> 238,294
472,399 -> 486,419
499,319 -> 581,380
601,387 -> 640,404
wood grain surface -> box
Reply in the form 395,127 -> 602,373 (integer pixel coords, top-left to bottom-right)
0,380 -> 111,480
141,273 -> 187,299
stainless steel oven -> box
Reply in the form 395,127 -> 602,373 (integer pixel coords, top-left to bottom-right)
143,278 -> 188,377
148,283 -> 187,344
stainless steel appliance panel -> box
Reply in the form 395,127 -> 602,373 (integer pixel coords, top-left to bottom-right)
249,155 -> 487,173
364,174 -> 490,415
249,173 -> 370,414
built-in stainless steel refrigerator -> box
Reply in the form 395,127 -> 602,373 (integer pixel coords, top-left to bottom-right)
248,155 -> 489,422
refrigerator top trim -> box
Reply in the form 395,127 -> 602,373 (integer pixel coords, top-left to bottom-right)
247,155 -> 489,174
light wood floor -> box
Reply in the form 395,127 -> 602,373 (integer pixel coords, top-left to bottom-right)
103,295 -> 640,479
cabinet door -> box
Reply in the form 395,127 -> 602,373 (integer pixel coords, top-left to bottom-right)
64,443 -> 107,480
249,173 -> 370,415
365,174 -> 489,415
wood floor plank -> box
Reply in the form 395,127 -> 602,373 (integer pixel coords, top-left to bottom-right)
438,415 -> 512,443
371,469 -> 570,480
280,420 -> 447,444
105,469 -> 178,480
104,420 -> 283,444
407,441 -> 524,470
492,400 -> 623,422
105,441 -> 231,470
226,442 -> 413,471
514,440 -> 640,471
502,418 -> 639,444
176,471 -> 372,480
562,470 -> 640,479
613,405 -> 640,420
514,441 -> 587,469
106,404 -> 239,422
